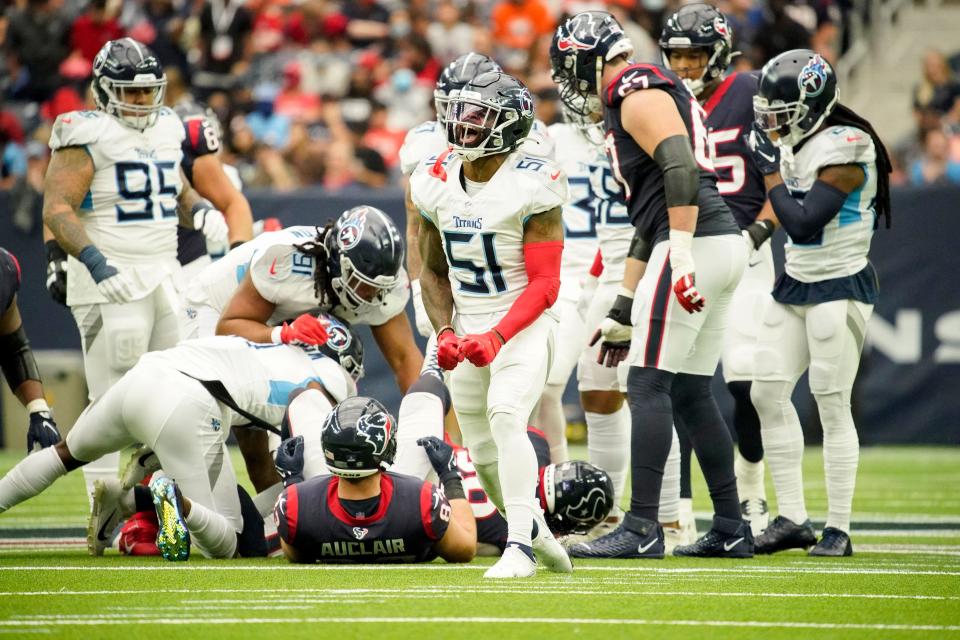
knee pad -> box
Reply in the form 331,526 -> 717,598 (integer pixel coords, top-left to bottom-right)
723,345 -> 755,381
809,360 -> 841,395
106,318 -> 149,370
752,346 -> 784,379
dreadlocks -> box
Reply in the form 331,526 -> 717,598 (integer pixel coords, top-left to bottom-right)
294,221 -> 335,305
828,104 -> 893,228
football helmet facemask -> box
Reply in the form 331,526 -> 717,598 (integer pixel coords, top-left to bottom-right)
92,38 -> 167,131
659,3 -> 735,97
754,49 -> 838,148
321,396 -> 397,478
324,206 -> 404,312
435,53 -> 502,125
445,70 -> 535,162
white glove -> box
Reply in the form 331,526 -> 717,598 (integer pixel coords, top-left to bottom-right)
193,202 -> 229,247
410,279 -> 434,338
97,268 -> 138,304
576,274 -> 599,320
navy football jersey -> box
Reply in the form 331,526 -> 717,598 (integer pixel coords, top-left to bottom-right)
177,116 -> 221,265
274,472 -> 450,563
0,248 -> 21,314
603,63 -> 739,246
703,72 -> 766,229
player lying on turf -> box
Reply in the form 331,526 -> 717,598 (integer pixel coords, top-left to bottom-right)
0,324 -> 355,560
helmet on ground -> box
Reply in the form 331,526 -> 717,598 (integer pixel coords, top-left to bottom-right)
542,461 -> 615,535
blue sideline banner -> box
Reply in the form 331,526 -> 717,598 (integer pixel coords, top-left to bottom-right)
1,184 -> 957,444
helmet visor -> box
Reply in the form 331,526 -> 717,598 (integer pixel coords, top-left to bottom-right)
446,95 -> 499,149
753,96 -> 806,135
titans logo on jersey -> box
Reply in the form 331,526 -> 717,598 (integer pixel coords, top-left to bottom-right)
602,63 -> 738,245
702,72 -> 767,229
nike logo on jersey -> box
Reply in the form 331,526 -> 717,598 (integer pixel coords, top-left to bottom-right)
723,537 -> 744,551
269,258 -> 278,275
550,170 -> 561,180
62,118 -> 72,124
637,538 -> 659,554
846,136 -> 863,143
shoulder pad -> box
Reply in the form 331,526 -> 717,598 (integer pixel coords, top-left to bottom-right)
49,111 -> 107,150
399,121 -> 445,176
510,155 -> 569,214
605,64 -> 678,108
249,243 -> 312,304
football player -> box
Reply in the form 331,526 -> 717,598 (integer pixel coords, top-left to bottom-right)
659,3 -> 779,536
747,51 -> 892,556
552,11 -> 752,559
0,248 -> 61,453
412,70 -> 572,578
0,327 -> 355,560
40,38 -> 229,503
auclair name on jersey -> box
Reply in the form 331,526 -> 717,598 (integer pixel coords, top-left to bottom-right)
317,538 -> 407,558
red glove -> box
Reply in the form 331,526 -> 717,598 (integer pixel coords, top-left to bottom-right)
672,274 -> 705,313
276,313 -> 330,347
437,327 -> 464,370
460,331 -> 503,367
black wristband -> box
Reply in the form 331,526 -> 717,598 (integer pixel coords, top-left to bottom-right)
440,474 -> 465,501
45,240 -> 67,262
607,294 -> 633,325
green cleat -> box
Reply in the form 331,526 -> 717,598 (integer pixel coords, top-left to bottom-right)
150,476 -> 191,562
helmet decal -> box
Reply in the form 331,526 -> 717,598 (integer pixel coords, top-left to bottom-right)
799,55 -> 828,97
713,15 -> 729,37
357,412 -> 392,455
337,210 -> 366,250
325,320 -> 351,351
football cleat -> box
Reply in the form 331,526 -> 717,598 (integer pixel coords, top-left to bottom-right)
809,527 -> 853,557
484,544 -> 537,579
741,497 -> 770,537
679,497 -> 698,545
121,445 -> 160,490
560,508 -> 623,549
532,516 -> 573,573
754,515 -> 817,554
663,525 -> 685,555
118,511 -> 160,556
150,475 -> 191,562
87,478 -> 125,556
569,515 -> 664,559
673,520 -> 754,558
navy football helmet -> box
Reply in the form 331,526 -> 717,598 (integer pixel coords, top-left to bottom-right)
435,53 -> 502,125
445,70 -> 535,162
754,49 -> 838,148
321,396 -> 397,478
92,38 -> 167,131
550,11 -> 634,118
542,461 -> 615,536
659,4 -> 735,97
324,206 -> 404,312
316,312 -> 365,382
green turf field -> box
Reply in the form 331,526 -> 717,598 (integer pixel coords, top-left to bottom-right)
0,446 -> 958,639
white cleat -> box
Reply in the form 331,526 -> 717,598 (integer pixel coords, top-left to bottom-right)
679,498 -> 699,546
483,544 -> 537,579
741,497 -> 770,537
532,518 -> 573,574
663,525 -> 685,555
121,445 -> 160,490
87,478 -> 124,556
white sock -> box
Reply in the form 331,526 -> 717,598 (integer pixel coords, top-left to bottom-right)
253,483 -> 283,519
537,383 -> 569,463
0,447 -> 67,512
185,500 -> 238,559
752,381 -> 808,525
81,452 -> 121,509
816,391 -> 859,533
392,392 -> 445,478
585,406 -> 629,504
490,411 -> 538,547
659,427 -> 681,523
735,454 -> 766,501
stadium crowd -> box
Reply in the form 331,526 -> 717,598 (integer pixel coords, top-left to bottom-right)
3,0 -> 926,233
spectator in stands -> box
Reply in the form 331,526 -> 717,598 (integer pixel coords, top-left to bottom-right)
5,0 -> 71,102
246,83 -> 292,149
360,101 -> 406,172
910,128 -> 960,186
491,0 -> 554,70
70,0 -> 124,67
343,0 -> 391,49
274,61 -> 323,125
913,49 -> 960,118
138,0 -> 192,77
195,0 -> 254,95
354,146 -> 389,188
426,1 -> 474,65
750,0 -> 811,68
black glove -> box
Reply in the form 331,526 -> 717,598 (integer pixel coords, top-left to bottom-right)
744,123 -> 780,176
274,436 -> 305,487
589,293 -> 634,368
417,436 -> 458,482
44,240 -> 68,306
27,410 -> 61,453
744,219 -> 776,250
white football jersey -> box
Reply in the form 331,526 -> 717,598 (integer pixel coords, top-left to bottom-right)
779,126 -> 878,282
141,336 -> 354,428
185,226 -> 410,329
399,118 -> 556,177
49,109 -> 185,305
410,149 -> 568,332
549,123 -> 632,294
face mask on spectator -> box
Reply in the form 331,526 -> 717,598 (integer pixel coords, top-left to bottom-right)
391,69 -> 415,94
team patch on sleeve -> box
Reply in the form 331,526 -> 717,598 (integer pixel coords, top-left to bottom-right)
420,481 -> 451,541
605,64 -> 676,108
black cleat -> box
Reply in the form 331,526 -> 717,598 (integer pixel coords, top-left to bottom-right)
809,527 -> 853,557
673,520 -> 754,558
569,514 -> 664,559
755,515 -> 817,554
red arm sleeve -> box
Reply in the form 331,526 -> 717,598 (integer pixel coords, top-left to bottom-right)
493,240 -> 563,343
589,248 -> 604,278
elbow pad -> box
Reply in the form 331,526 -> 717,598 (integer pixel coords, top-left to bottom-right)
0,326 -> 42,392
653,135 -> 700,208
628,228 -> 652,262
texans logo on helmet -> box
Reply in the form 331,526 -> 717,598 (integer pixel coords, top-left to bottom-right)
337,211 -> 367,250
556,13 -> 605,50
357,412 -> 392,455
562,487 -> 611,525
799,55 -> 828,97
